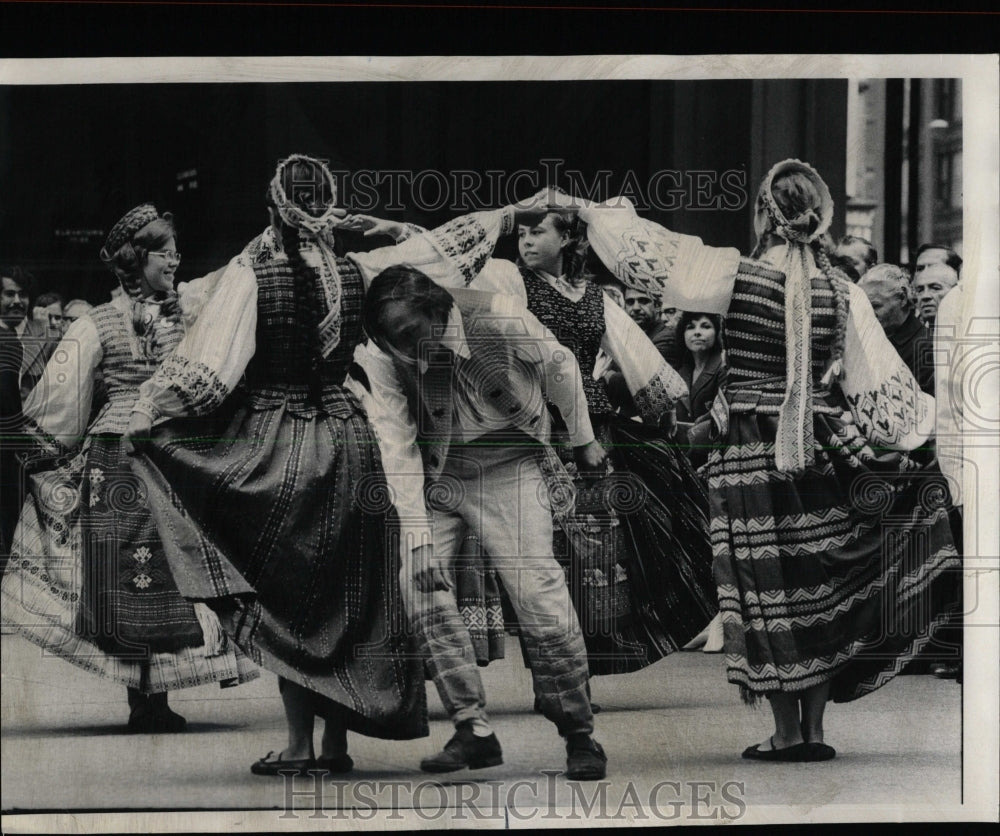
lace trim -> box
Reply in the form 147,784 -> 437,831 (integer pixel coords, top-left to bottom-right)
633,362 -> 685,426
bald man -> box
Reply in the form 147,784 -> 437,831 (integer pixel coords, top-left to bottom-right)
860,264 -> 935,395
912,262 -> 959,328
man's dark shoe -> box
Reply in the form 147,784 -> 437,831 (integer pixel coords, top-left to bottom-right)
420,722 -> 503,773
931,662 -> 961,680
566,733 -> 607,780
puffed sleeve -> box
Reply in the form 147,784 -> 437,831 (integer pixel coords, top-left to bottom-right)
134,258 -> 258,420
21,316 -> 102,452
468,258 -> 529,300
840,282 -> 935,451
580,197 -> 741,314
348,208 -> 516,290
600,296 -> 688,426
344,342 -> 433,559
176,265 -> 229,330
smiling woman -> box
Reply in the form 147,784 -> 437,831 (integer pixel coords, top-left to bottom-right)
0,203 -> 258,735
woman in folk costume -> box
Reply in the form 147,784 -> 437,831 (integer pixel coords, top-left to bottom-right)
469,211 -> 717,677
125,154 -> 551,776
0,205 -> 257,734
566,160 -> 959,761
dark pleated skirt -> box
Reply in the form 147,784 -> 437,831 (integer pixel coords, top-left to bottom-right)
132,397 -> 428,740
707,410 -> 961,703
502,415 -> 717,677
573,416 -> 718,676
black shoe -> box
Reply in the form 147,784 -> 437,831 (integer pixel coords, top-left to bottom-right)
420,722 -> 503,773
127,706 -> 187,734
804,742 -> 837,761
565,733 -> 607,780
741,738 -> 811,762
931,662 -> 961,680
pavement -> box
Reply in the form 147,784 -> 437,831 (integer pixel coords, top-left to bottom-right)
0,631 -> 969,830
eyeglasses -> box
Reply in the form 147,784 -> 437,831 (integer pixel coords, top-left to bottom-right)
149,250 -> 182,262
47,313 -> 66,327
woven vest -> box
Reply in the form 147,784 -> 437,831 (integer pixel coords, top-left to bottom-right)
241,257 -> 364,419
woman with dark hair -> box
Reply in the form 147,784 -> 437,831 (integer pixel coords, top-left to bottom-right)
0,205 -> 257,733
673,311 -> 727,461
465,209 -> 718,679
126,154 -> 551,775
674,312 -> 725,423
562,159 -> 959,761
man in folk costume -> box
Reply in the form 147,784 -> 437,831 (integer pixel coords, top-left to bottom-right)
347,265 -> 609,780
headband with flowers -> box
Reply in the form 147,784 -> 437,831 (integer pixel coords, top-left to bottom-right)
99,203 -> 161,268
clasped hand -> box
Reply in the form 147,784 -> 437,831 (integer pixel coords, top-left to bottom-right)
123,412 -> 152,456
410,544 -> 451,593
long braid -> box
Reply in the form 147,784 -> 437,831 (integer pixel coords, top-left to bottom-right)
280,221 -> 324,404
812,240 -> 851,383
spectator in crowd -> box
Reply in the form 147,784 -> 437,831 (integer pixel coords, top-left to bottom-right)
33,292 -> 66,333
859,264 -> 935,395
20,291 -> 66,397
1,266 -> 35,336
913,262 -> 959,328
835,235 -> 877,280
830,256 -> 861,283
913,243 -> 962,277
660,303 -> 683,334
63,298 -> 94,326
623,286 -> 683,369
674,311 -> 727,445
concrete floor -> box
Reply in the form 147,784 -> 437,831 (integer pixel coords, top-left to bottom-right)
0,632 -> 969,830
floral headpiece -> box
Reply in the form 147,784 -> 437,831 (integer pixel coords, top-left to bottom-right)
268,154 -> 344,236
100,203 -> 161,265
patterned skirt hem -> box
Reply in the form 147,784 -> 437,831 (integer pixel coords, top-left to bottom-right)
726,608 -> 955,706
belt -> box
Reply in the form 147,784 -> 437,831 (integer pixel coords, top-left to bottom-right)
709,376 -> 840,439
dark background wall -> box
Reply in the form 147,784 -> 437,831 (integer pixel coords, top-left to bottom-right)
0,79 -> 847,304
